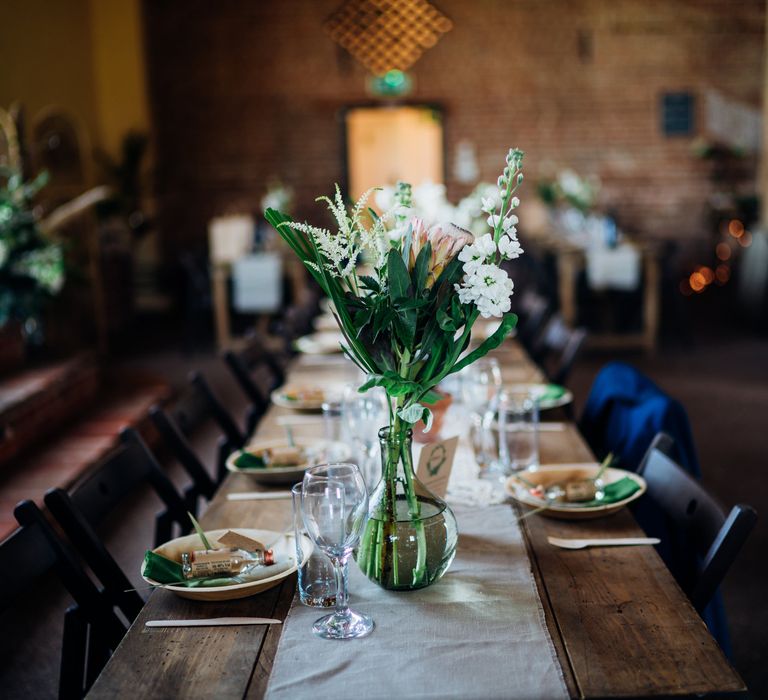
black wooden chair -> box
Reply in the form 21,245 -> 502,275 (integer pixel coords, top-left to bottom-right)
531,313 -> 587,386
223,332 -> 285,435
514,290 -> 551,353
637,432 -> 757,613
188,370 -> 247,482
6,500 -> 129,699
149,403 -> 218,510
45,427 -> 190,581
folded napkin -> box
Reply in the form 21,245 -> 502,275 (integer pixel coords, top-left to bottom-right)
142,550 -> 295,587
582,476 -> 641,507
536,384 -> 566,401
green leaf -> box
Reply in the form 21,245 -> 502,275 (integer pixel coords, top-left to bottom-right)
387,248 -> 411,301
412,241 -> 431,292
359,275 -> 381,293
421,389 -> 443,405
360,371 -> 422,398
397,403 -> 425,424
188,511 -> 213,550
450,313 -> 518,375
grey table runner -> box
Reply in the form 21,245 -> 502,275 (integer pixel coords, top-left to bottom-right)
265,503 -> 568,700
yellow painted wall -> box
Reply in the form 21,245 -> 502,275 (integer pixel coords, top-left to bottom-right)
89,0 -> 149,157
0,0 -> 148,162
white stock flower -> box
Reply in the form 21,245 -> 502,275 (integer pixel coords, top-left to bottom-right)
455,263 -> 515,318
480,197 -> 496,214
498,234 -> 524,260
458,233 -> 496,273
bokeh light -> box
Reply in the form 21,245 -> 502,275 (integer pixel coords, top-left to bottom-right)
728,219 -> 745,238
689,271 -> 706,292
738,231 -> 752,248
716,242 -> 731,261
699,266 -> 714,285
715,264 -> 730,284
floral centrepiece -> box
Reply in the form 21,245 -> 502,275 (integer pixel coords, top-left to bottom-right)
265,147 -> 525,590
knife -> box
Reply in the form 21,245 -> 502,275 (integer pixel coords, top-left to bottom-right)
146,617 -> 282,628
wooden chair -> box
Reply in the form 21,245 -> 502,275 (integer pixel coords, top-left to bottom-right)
149,403 -> 218,509
222,332 -> 285,435
514,290 -> 551,353
44,427 -> 190,573
638,433 -> 757,613
189,371 -> 247,482
531,313 -> 587,386
6,500 -> 128,699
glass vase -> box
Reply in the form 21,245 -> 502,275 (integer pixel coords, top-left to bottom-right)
355,423 -> 458,591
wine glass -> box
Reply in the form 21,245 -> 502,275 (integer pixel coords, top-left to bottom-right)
301,463 -> 374,639
460,357 -> 502,418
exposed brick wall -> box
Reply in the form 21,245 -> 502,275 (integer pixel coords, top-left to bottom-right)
142,0 -> 764,260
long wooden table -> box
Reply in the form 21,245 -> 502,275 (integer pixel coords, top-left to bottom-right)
87,344 -> 745,698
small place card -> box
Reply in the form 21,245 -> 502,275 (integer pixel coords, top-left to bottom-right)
217,530 -> 267,552
416,436 -> 459,500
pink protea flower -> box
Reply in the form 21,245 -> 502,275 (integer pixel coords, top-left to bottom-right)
408,219 -> 474,288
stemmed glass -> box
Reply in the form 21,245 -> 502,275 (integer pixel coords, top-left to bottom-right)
460,357 -> 502,418
301,463 -> 374,639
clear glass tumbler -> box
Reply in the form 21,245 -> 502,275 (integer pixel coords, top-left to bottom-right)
291,483 -> 336,607
497,389 -> 539,474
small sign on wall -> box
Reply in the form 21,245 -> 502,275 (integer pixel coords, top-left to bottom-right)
661,92 -> 695,136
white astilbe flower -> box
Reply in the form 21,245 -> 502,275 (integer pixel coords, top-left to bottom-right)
498,234 -> 524,260
288,185 -> 396,279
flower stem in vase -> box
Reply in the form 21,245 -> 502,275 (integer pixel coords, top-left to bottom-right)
355,422 -> 457,591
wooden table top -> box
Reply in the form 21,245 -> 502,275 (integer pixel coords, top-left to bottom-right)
87,344 -> 744,699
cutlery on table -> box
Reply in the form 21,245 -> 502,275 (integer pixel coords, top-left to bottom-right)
547,536 -> 660,550
227,491 -> 293,501
146,617 -> 282,628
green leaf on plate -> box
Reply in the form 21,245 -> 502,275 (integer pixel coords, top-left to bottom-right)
234,452 -> 267,470
188,511 -> 213,550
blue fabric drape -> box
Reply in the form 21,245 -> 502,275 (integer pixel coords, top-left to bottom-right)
578,361 -> 731,655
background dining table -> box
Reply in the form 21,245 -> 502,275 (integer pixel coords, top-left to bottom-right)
86,340 -> 745,699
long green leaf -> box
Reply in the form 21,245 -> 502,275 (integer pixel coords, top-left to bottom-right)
188,511 -> 213,550
387,249 -> 411,301
449,313 -> 518,375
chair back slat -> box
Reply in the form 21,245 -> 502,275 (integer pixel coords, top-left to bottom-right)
638,437 -> 757,612
692,504 -> 757,612
11,500 -> 128,698
150,405 -> 217,500
639,448 -> 725,553
190,371 -> 246,449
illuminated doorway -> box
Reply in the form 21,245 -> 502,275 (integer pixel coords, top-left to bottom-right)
345,106 -> 444,199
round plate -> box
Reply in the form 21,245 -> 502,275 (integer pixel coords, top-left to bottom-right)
226,439 -> 352,485
295,332 -> 344,355
271,385 -> 327,411
141,528 -> 310,601
512,383 -> 573,410
314,314 -> 339,332
505,464 -> 647,520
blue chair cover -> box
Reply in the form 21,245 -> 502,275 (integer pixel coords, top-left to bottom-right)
578,361 -> 731,655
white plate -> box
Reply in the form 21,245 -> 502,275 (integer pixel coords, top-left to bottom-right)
511,383 -> 573,410
141,528 -> 310,601
271,385 -> 327,411
226,438 -> 352,485
295,332 -> 345,355
505,465 -> 647,520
